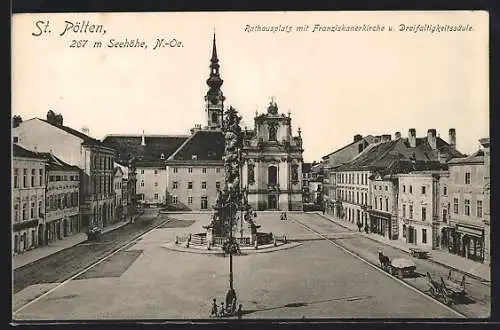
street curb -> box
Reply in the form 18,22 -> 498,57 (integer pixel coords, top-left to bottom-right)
14,211 -> 144,271
315,212 -> 491,284
162,241 -> 302,255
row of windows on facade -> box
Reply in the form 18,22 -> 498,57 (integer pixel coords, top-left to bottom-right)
46,192 -> 79,212
402,226 -> 429,244
13,168 -> 44,189
336,172 -> 474,189
337,173 -> 369,186
139,167 -> 222,175
400,199 -> 483,222
91,175 -> 114,195
13,200 -> 43,223
49,175 -> 79,182
338,190 -> 369,205
92,155 -> 114,171
170,196 -> 209,209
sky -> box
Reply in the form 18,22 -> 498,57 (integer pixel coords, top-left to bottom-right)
12,11 -> 489,162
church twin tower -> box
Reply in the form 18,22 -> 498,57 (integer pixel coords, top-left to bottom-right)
203,33 -> 304,210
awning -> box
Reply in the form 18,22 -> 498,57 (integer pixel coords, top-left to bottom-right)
456,225 -> 484,238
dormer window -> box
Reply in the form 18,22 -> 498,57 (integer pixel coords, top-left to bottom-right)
160,153 -> 165,160
191,154 -> 198,160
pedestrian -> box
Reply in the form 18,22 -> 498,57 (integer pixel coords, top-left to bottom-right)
284,212 -> 287,220
220,302 -> 225,317
211,298 -> 218,317
237,304 -> 243,319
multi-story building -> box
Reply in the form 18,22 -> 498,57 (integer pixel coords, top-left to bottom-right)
302,162 -> 312,203
102,133 -> 187,206
13,115 -> 116,229
12,144 -> 46,255
166,130 -> 224,210
335,128 -> 464,240
321,134 -> 376,216
114,165 -> 124,220
397,171 -> 449,249
43,153 -> 81,242
479,137 -> 490,264
447,149 -> 487,263
370,173 -> 398,239
114,162 -> 136,220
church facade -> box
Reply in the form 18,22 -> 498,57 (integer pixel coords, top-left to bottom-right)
241,101 -> 304,211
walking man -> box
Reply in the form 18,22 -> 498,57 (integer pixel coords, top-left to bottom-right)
211,298 -> 218,318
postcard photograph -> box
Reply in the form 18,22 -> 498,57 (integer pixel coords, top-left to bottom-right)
11,11 -> 490,321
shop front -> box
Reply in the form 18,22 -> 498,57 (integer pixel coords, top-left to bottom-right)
369,210 -> 392,239
454,224 -> 485,263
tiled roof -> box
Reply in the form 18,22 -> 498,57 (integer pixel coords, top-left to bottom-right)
448,149 -> 484,165
322,135 -> 374,159
102,135 -> 188,164
168,130 -> 224,161
337,136 -> 465,174
37,152 -> 80,171
39,119 -> 103,146
13,144 -> 46,160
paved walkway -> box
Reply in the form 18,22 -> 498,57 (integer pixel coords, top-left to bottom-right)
316,212 -> 491,283
13,219 -> 132,270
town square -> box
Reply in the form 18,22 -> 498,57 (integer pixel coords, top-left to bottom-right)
12,11 -> 489,321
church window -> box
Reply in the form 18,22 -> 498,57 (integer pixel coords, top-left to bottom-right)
269,125 -> 277,141
211,112 -> 218,124
268,166 -> 278,186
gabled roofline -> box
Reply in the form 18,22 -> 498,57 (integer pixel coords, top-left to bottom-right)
167,130 -> 201,161
322,135 -> 374,159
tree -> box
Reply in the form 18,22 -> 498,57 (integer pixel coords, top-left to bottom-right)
46,110 -> 63,126
12,115 -> 22,128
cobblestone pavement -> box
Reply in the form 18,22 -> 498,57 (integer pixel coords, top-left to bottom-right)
13,212 -> 473,320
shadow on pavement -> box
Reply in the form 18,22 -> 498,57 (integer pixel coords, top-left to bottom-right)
241,295 -> 373,316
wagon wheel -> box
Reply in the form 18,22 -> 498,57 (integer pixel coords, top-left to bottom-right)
442,295 -> 449,305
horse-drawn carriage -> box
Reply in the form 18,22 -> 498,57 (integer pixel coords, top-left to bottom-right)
378,250 -> 416,278
426,271 -> 467,305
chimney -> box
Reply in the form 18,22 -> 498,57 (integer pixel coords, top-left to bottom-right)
353,134 -> 362,143
395,131 -> 401,140
427,129 -> 437,150
141,130 -> 146,146
381,134 -> 392,143
449,128 -> 456,149
408,128 -> 416,148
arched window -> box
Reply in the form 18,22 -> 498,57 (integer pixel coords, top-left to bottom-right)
268,166 -> 277,185
269,125 -> 277,141
403,224 -> 407,238
211,112 -> 218,124
248,164 -> 255,184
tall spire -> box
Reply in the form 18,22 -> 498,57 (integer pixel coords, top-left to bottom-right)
206,32 -> 224,105
211,32 -> 218,63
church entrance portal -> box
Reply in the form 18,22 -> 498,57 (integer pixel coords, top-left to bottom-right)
268,195 -> 278,210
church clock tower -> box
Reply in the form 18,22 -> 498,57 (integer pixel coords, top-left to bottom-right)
205,33 -> 225,130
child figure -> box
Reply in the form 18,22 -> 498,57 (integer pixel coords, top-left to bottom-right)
211,298 -> 218,317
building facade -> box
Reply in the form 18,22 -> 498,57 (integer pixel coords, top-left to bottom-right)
447,150 -> 486,263
241,101 -> 304,211
44,155 -> 81,243
114,165 -> 124,220
334,128 -> 464,243
12,145 -> 46,255
397,171 -> 448,250
479,137 -> 490,264
13,116 -> 116,230
369,174 -> 398,239
322,134 -> 376,216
